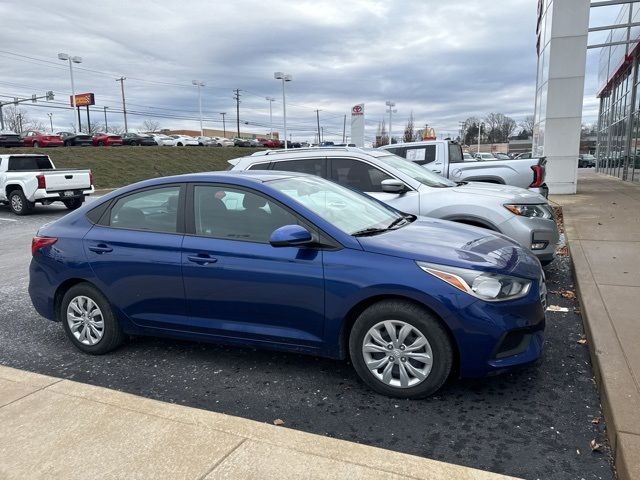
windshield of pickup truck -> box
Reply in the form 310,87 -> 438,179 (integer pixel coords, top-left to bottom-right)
376,154 -> 456,188
8,156 -> 54,171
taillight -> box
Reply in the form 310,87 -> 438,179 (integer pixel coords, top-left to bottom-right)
530,164 -> 544,188
36,174 -> 46,189
31,236 -> 57,256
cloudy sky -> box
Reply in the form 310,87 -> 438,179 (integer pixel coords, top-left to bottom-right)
0,1 -> 622,143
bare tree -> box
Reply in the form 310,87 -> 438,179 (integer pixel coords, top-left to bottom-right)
142,119 -> 160,132
520,115 -> 535,136
484,113 -> 517,143
2,105 -> 46,133
403,112 -> 416,143
107,124 -> 125,134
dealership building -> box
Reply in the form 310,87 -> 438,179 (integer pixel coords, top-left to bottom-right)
533,0 -> 640,192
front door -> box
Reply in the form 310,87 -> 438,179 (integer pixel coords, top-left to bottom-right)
181,184 -> 325,348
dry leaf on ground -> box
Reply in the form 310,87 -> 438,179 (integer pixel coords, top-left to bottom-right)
547,305 -> 569,312
273,418 -> 285,426
557,246 -> 569,257
590,439 -> 601,452
561,290 -> 576,300
591,417 -> 600,424
577,337 -> 588,345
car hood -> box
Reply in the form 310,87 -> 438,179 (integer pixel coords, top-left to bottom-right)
356,218 -> 542,280
449,182 -> 547,203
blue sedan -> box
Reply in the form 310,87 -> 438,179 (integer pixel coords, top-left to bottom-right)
29,171 -> 546,398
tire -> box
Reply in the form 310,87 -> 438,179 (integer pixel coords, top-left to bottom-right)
98,141 -> 104,146
8,189 -> 34,215
349,300 -> 453,398
60,283 -> 124,354
33,141 -> 39,148
63,197 -> 84,210
177,142 -> 183,147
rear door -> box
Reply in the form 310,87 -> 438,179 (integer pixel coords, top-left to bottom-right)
181,183 -> 325,347
84,184 -> 187,329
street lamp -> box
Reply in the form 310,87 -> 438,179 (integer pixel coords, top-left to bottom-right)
58,53 -> 82,133
477,122 -> 485,154
47,113 -> 53,132
265,97 -> 275,139
192,80 -> 205,136
274,72 -> 292,149
103,106 -> 108,132
385,100 -> 396,145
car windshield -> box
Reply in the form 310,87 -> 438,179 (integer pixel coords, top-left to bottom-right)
267,175 -> 405,235
374,154 -> 456,188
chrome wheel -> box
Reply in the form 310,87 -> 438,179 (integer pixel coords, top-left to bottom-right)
10,194 -> 22,212
66,296 -> 104,346
362,320 -> 433,389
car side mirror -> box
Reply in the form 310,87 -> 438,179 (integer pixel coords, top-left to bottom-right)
269,225 -> 313,247
381,179 -> 406,194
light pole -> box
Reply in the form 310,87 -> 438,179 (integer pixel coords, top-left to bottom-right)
274,72 -> 292,149
58,53 -> 82,133
192,80 -> 205,136
116,77 -> 128,132
385,100 -> 396,145
47,113 -> 53,132
265,97 -> 275,139
103,106 -> 108,132
220,112 -> 226,137
477,122 -> 484,154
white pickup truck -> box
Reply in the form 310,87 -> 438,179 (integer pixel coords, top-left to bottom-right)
380,140 -> 548,197
0,154 -> 94,215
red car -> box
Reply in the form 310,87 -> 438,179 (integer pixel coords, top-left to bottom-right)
92,133 -> 123,146
258,138 -> 281,148
21,131 -> 63,148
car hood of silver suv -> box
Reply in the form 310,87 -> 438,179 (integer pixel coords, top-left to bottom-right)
449,181 -> 547,203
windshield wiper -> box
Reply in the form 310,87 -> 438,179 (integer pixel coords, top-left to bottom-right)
386,216 -> 410,229
352,227 -> 390,237
456,181 -> 468,186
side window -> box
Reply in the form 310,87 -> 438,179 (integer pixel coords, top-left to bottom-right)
448,143 -> 464,163
405,145 -> 437,165
329,158 -> 392,192
109,186 -> 181,233
193,185 -> 299,243
247,162 -> 270,171
386,146 -> 407,158
272,158 -> 325,177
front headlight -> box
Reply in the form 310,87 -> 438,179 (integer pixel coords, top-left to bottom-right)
504,204 -> 552,219
417,261 -> 531,302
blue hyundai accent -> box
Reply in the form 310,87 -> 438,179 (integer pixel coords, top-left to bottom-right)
29,171 -> 546,398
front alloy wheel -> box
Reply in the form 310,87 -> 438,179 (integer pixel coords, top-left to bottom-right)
362,320 -> 433,389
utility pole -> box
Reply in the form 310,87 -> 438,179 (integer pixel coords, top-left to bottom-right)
48,113 -> 53,132
16,114 -> 22,134
233,89 -> 241,138
103,106 -> 109,132
342,114 -> 346,143
477,122 -> 484,154
192,80 -> 205,136
116,77 -> 128,133
315,109 -> 321,145
458,121 -> 465,144
321,126 -> 324,142
220,112 -> 227,137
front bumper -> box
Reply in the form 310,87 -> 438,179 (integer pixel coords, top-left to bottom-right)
498,214 -> 559,262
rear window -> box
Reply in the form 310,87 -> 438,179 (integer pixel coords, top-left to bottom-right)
8,156 -> 54,171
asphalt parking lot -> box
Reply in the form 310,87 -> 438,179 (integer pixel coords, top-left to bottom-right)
0,201 -> 614,480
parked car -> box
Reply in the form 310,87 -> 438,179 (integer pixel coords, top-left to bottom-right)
196,136 -> 215,146
233,137 -> 251,147
0,130 -> 23,148
229,147 -> 559,264
515,152 -> 533,159
170,135 -> 199,147
462,152 -> 476,161
121,133 -> 157,146
493,153 -> 511,160
92,133 -> 123,147
153,134 -> 175,146
0,154 -> 93,215
258,138 -> 281,148
28,171 -> 546,398
578,154 -> 596,168
474,153 -> 499,161
21,131 -> 63,148
212,137 -> 234,147
57,132 -> 93,147
380,140 -> 548,197
248,138 -> 262,147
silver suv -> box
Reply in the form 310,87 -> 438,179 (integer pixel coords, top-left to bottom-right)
228,147 -> 559,264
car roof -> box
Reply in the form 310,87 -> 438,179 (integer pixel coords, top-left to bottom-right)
248,146 -> 389,158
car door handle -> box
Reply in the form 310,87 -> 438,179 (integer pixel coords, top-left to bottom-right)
88,244 -> 113,254
187,254 -> 218,265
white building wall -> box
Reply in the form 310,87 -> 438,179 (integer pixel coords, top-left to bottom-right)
533,0 -> 590,194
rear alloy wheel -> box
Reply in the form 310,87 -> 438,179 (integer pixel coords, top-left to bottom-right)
33,141 -> 39,148
349,300 -> 453,398
61,283 -> 124,354
63,197 -> 84,210
8,190 -> 34,215
98,141 -> 104,146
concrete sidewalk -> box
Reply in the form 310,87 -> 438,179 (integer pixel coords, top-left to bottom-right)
0,365 -> 517,480
551,170 -> 640,480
